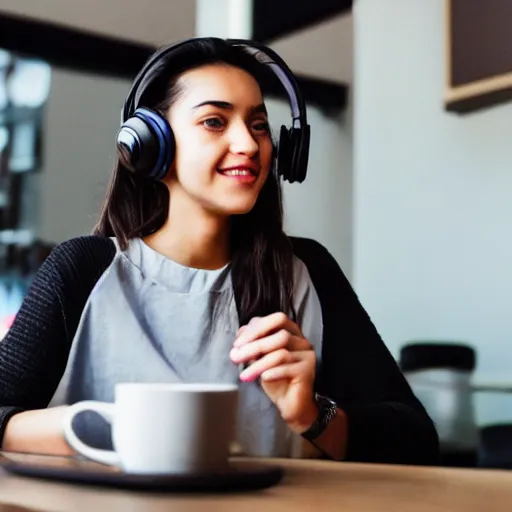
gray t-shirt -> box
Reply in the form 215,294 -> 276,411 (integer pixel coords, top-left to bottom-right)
51,238 -> 323,457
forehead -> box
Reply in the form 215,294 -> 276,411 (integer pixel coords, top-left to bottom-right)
175,64 -> 264,107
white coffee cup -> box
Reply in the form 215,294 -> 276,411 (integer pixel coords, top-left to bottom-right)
62,382 -> 238,475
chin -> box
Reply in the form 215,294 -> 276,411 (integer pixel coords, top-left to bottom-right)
216,198 -> 259,216
227,203 -> 258,216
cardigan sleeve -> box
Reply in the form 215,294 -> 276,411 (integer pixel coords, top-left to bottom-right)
0,236 -> 116,445
291,237 -> 439,465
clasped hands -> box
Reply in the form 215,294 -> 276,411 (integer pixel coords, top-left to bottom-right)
229,312 -> 318,433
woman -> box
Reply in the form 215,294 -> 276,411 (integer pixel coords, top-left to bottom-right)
0,38 -> 438,465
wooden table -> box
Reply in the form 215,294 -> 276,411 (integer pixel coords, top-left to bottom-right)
0,456 -> 512,512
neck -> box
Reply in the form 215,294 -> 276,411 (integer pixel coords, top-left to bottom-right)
143,198 -> 230,271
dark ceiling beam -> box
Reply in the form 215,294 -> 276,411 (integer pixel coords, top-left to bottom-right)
253,0 -> 352,42
0,10 -> 348,113
252,0 -> 351,114
0,11 -> 150,78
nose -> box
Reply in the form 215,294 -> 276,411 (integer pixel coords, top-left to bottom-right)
229,122 -> 259,157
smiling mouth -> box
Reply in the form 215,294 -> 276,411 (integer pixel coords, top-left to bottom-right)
216,167 -> 258,178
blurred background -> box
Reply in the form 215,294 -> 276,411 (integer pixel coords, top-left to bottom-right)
0,0 -> 511,468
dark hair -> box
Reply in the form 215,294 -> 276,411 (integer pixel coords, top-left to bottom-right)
94,38 -> 295,325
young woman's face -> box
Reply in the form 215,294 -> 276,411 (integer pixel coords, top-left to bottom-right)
163,64 -> 273,217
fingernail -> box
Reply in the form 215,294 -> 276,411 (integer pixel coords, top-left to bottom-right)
229,348 -> 239,361
233,336 -> 247,347
239,371 -> 254,383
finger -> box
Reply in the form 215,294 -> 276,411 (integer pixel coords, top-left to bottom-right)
260,360 -> 311,383
260,350 -> 316,382
239,348 -> 295,382
234,312 -> 302,347
236,317 -> 261,338
239,349 -> 304,382
231,330 -> 290,363
235,325 -> 247,338
230,331 -> 311,365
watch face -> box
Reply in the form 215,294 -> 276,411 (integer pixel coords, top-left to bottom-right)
316,394 -> 337,409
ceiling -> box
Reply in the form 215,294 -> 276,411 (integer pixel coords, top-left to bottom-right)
0,0 -> 352,83
0,0 -> 197,46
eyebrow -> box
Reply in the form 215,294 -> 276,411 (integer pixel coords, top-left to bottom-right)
192,100 -> 267,116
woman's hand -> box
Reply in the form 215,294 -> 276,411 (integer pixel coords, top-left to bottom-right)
229,312 -> 318,433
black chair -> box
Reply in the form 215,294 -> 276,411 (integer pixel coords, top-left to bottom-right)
399,342 -> 478,468
400,343 -> 476,375
478,424 -> 512,469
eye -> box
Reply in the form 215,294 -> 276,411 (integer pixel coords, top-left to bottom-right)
203,117 -> 225,130
251,120 -> 270,133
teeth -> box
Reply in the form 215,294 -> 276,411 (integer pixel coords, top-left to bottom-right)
222,169 -> 252,176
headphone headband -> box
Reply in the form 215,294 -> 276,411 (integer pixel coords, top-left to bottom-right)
122,38 -> 307,128
122,39 -> 198,123
226,39 -> 307,127
118,37 -> 310,183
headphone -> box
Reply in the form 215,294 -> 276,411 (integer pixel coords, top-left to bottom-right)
116,38 -> 310,183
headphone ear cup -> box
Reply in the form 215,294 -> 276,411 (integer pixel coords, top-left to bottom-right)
116,108 -> 174,180
117,117 -> 160,177
277,125 -> 291,181
286,125 -> 310,183
288,128 -> 301,182
296,124 -> 310,183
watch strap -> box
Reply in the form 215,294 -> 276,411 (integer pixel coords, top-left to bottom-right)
300,393 -> 338,441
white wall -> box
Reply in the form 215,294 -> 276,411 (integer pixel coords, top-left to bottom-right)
36,69 -> 131,242
280,101 -> 353,276
269,15 -> 353,84
272,15 -> 354,274
354,0 -> 512,425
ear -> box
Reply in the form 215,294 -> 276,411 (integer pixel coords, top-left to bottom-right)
160,160 -> 177,184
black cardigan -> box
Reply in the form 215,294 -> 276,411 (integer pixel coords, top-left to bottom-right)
0,235 -> 439,465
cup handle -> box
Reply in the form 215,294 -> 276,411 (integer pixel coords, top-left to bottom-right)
62,401 -> 120,466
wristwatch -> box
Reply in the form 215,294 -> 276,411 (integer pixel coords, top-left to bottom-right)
300,393 -> 338,441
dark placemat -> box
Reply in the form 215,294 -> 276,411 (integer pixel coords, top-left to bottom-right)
0,453 -> 283,493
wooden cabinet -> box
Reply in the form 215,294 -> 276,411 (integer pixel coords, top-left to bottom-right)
445,0 -> 512,113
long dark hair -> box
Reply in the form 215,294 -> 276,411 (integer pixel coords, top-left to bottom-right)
94,38 -> 296,326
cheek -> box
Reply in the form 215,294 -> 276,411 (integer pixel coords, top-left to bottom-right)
257,144 -> 273,187
173,132 -> 223,173
260,138 -> 273,169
